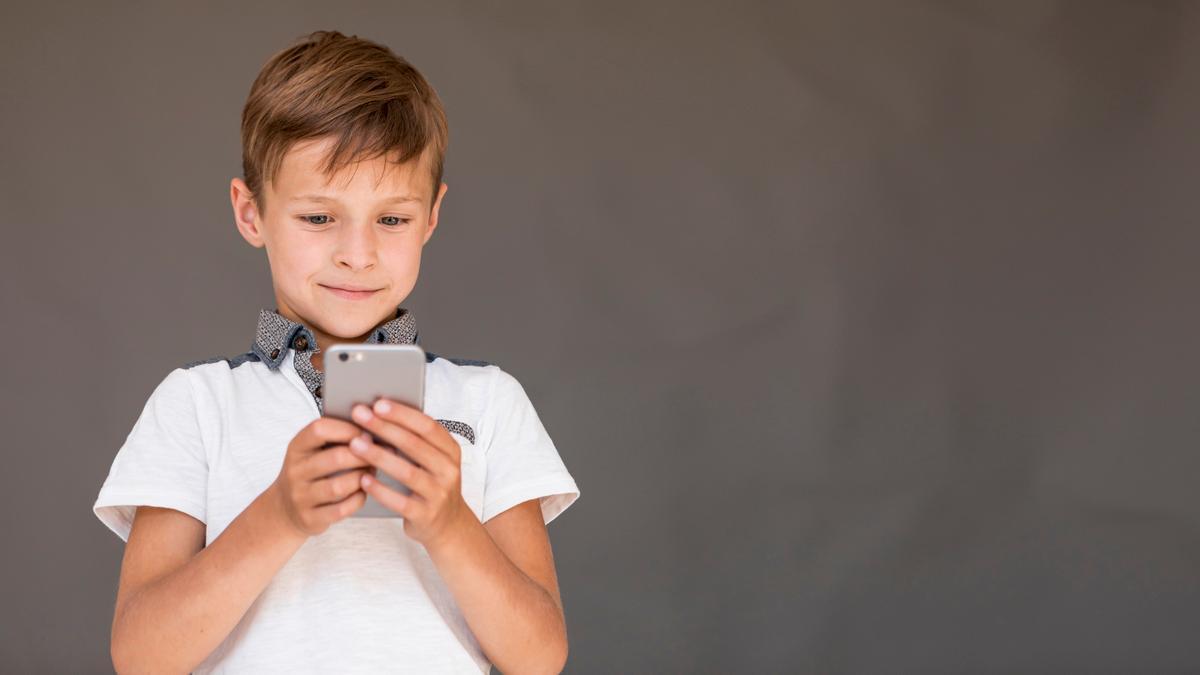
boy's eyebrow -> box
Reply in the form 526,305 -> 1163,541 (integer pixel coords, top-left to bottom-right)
291,193 -> 423,205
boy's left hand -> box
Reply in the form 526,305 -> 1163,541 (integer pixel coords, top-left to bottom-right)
350,398 -> 472,549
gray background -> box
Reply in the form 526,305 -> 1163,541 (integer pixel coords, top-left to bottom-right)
3,1 -> 1199,672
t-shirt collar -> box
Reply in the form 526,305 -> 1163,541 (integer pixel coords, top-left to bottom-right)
250,305 -> 420,372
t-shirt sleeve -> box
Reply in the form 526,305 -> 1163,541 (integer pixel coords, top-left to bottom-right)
480,366 -> 580,525
93,367 -> 209,542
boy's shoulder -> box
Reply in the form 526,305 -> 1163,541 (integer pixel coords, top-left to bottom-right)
422,350 -> 493,368
181,350 -> 263,371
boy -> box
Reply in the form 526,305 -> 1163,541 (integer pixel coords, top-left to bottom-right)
92,30 -> 580,674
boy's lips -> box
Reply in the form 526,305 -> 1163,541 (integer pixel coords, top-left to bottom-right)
320,284 -> 381,300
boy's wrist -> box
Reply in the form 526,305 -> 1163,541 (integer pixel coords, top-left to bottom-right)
423,506 -> 479,557
260,481 -> 311,543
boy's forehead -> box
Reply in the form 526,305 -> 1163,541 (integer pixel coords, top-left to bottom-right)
273,137 -> 431,199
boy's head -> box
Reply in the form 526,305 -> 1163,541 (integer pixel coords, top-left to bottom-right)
230,30 -> 448,357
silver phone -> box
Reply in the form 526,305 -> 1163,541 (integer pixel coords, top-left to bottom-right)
323,343 -> 426,518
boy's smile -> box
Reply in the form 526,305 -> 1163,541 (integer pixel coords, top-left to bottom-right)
231,135 -> 448,371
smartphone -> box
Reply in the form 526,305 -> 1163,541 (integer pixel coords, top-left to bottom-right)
322,343 -> 426,518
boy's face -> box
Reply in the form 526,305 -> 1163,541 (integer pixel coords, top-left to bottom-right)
231,136 -> 448,364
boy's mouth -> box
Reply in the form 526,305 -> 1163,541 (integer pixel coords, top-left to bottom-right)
320,284 -> 381,300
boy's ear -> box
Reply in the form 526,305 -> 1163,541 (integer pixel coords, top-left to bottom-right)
231,177 -> 266,249
423,181 -> 448,246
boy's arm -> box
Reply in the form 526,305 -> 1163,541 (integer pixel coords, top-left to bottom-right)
349,394 -> 575,675
425,499 -> 568,675
110,483 -> 306,674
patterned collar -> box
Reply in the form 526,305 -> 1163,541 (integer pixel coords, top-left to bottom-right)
242,305 -> 478,444
249,305 -> 420,413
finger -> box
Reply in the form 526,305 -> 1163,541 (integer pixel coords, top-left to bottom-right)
353,404 -> 456,480
352,438 -> 440,499
370,422 -> 454,483
371,399 -> 462,466
361,473 -> 422,519
301,416 -> 367,456
300,442 -> 372,480
311,487 -> 367,523
309,468 -> 371,507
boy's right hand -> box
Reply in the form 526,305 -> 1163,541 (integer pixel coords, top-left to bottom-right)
270,417 -> 377,537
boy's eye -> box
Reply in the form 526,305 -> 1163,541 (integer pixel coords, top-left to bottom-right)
297,215 -> 410,227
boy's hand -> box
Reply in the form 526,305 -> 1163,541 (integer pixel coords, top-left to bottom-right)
349,398 -> 471,549
270,416 -> 377,537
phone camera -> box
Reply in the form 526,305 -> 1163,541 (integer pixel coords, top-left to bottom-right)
338,352 -> 350,362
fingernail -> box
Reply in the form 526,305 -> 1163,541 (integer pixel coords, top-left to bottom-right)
374,399 -> 391,414
351,436 -> 367,452
353,404 -> 372,423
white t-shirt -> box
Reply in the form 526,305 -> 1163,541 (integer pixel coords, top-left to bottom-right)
93,310 -> 580,674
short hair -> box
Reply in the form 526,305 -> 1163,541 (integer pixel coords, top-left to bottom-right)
240,30 -> 448,217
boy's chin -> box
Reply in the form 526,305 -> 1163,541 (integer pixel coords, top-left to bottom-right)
322,303 -> 397,326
